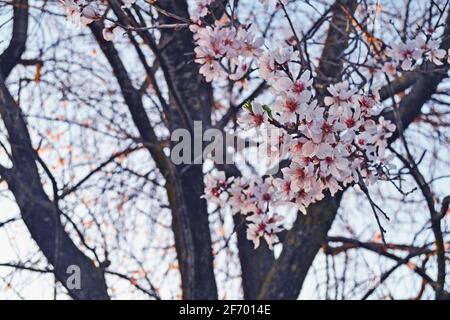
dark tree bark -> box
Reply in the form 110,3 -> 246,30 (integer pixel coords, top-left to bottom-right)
0,0 -> 109,300
90,0 -> 218,299
150,0 -> 218,300
234,213 -> 277,299
0,0 -> 28,78
0,81 -> 110,300
315,0 -> 358,97
258,193 -> 343,299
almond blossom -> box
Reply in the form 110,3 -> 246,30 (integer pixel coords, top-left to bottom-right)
246,213 -> 284,249
102,25 -> 123,42
273,70 -> 313,95
237,102 -> 268,129
388,39 -> 422,70
425,39 -> 446,65
387,34 -> 449,71
202,171 -> 232,205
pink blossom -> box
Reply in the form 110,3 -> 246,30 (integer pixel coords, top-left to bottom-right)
273,70 -> 313,95
237,102 -> 268,129
246,213 -> 284,249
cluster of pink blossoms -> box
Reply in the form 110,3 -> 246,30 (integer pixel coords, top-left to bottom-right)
190,2 -> 265,83
386,33 -> 449,72
203,46 -> 397,248
60,0 -> 136,41
60,0 -> 102,25
203,172 -> 285,249
193,3 -> 404,249
191,0 -> 216,21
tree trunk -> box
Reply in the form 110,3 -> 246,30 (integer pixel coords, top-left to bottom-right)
0,80 -> 109,300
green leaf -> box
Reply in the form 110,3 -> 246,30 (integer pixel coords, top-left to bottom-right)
262,104 -> 273,119
243,100 -> 253,112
